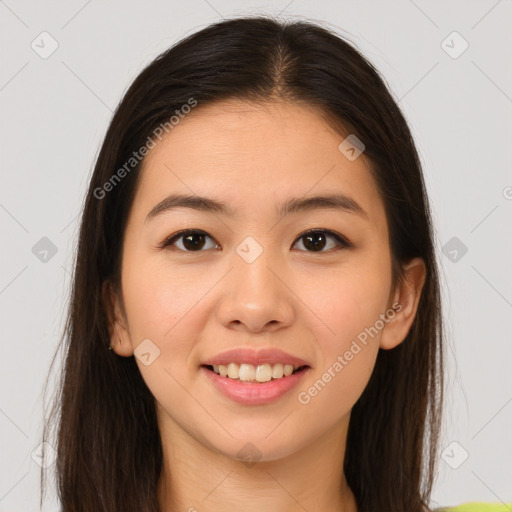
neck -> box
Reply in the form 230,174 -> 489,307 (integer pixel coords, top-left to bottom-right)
156,409 -> 358,512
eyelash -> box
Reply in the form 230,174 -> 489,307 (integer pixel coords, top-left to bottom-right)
159,229 -> 352,253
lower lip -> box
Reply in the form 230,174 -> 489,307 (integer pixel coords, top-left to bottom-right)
201,366 -> 310,405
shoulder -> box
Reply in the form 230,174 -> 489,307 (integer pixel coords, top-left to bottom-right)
433,503 -> 512,512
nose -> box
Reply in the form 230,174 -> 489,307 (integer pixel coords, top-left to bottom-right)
215,248 -> 295,334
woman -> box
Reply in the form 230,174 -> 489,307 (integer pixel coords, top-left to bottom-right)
40,15 -> 510,512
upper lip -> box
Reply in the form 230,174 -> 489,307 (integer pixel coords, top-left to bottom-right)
202,347 -> 311,368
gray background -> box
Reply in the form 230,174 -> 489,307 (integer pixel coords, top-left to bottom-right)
0,1 -> 511,510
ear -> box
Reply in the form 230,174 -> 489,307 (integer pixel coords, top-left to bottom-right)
102,280 -> 134,357
379,257 -> 427,350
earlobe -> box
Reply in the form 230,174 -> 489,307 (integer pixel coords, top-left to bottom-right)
101,280 -> 134,357
379,257 -> 427,350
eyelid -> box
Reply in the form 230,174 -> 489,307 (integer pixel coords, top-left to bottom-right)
294,228 -> 352,250
158,229 -> 217,249
159,228 -> 352,251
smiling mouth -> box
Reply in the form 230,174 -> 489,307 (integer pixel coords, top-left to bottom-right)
201,363 -> 309,383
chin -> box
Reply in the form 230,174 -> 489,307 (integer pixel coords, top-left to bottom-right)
207,432 -> 305,465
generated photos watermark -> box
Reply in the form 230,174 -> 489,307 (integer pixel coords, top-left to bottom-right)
297,301 -> 403,405
94,97 -> 198,200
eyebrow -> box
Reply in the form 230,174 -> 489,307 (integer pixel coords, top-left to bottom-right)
145,192 -> 369,223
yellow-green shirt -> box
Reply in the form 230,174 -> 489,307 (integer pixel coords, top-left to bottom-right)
435,503 -> 512,511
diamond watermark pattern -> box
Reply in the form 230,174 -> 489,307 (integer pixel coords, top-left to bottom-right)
134,338 -> 161,366
441,441 -> 469,469
32,237 -> 58,263
236,236 -> 263,264
31,31 -> 59,59
236,442 -> 263,468
442,236 -> 468,263
441,31 -> 469,59
31,441 -> 57,468
338,134 -> 365,161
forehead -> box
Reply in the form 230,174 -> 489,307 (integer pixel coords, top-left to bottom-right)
131,99 -> 386,227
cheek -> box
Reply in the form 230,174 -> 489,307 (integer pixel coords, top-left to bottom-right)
294,343 -> 377,439
299,259 -> 392,348
295,266 -> 388,413
122,255 -> 209,341
122,259 -> 205,411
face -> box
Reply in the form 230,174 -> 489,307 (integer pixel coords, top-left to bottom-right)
107,99 -> 425,462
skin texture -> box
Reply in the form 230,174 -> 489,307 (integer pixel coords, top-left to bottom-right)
105,99 -> 426,512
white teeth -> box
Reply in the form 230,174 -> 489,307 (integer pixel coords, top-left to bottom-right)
272,363 -> 284,379
255,363 -> 272,382
211,362 -> 304,381
239,363 -> 256,381
227,363 -> 238,379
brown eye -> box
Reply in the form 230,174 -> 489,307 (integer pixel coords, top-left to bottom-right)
160,228 -> 351,253
292,230 -> 351,253
161,230 -> 218,252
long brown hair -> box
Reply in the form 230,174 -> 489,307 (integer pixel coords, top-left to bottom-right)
41,15 -> 445,512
